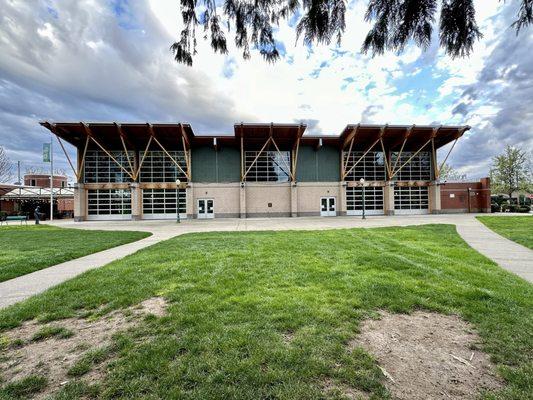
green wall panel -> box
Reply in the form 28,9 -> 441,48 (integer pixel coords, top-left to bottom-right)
191,147 -> 217,182
296,146 -> 317,182
217,147 -> 241,182
317,145 -> 340,181
296,145 -> 340,182
191,146 -> 240,183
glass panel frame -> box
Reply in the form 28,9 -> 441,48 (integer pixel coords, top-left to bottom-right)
244,151 -> 290,182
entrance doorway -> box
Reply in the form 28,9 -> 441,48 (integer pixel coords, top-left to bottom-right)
320,197 -> 336,217
197,199 -> 214,219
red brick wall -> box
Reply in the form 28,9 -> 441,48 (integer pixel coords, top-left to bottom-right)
57,198 -> 74,212
0,199 -> 16,213
24,174 -> 67,188
440,178 -> 491,213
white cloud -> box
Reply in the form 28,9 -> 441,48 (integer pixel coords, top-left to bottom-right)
0,0 -> 530,180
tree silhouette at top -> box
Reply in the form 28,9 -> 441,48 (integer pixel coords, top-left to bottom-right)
171,0 -> 532,66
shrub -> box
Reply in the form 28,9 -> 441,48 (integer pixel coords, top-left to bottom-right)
491,203 -> 500,213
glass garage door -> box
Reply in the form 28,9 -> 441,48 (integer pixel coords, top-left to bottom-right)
142,189 -> 186,219
346,187 -> 384,216
87,189 -> 131,220
394,186 -> 429,214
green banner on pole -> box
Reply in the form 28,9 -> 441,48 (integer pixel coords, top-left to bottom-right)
43,143 -> 51,162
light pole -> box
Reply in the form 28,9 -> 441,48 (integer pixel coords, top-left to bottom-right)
360,178 -> 366,220
176,179 -> 181,223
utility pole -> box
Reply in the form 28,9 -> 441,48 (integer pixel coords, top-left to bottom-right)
17,161 -> 21,185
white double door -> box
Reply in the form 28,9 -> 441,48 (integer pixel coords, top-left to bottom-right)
197,199 -> 214,219
320,197 -> 336,217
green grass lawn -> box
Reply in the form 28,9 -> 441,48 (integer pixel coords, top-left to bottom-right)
477,216 -> 533,250
0,226 -> 150,282
0,225 -> 532,399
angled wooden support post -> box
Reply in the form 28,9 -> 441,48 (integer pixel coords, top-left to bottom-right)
271,136 -> 293,181
147,124 -> 189,180
77,135 -> 90,183
179,123 -> 191,180
81,122 -> 134,181
390,126 -> 439,180
243,136 -> 271,180
50,125 -> 77,181
391,124 -> 414,175
240,126 -> 244,181
134,135 -> 153,181
291,124 -> 304,182
436,128 -> 464,179
343,135 -> 381,180
343,124 -> 359,178
377,125 -> 391,179
114,123 -> 135,180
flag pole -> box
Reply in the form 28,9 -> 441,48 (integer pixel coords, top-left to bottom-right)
50,134 -> 53,221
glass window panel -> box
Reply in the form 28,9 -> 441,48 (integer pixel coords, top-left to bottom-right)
244,151 -> 290,182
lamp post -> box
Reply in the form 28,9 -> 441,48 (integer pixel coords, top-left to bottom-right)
176,179 -> 181,223
359,178 -> 366,220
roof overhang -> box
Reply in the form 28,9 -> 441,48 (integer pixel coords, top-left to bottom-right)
40,122 -> 195,149
234,123 -> 306,150
339,124 -> 470,151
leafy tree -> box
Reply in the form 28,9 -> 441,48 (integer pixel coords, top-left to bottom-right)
440,163 -> 467,181
0,146 -> 13,184
172,0 -> 532,65
489,145 -> 532,200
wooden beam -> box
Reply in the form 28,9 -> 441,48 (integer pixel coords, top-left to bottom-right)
391,125 -> 414,174
52,127 -> 77,181
437,137 -> 460,179
271,136 -> 293,181
115,123 -> 135,180
240,132 -> 244,181
179,123 -> 190,149
343,133 -> 356,177
342,124 -> 360,149
134,136 -> 153,181
390,132 -> 435,180
81,123 -> 134,181
380,137 -> 392,180
243,137 -> 271,180
77,136 -> 90,183
290,124 -> 304,181
343,137 -> 381,179
181,134 -> 191,180
152,135 -> 189,180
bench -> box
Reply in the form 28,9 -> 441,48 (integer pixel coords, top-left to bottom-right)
1,215 -> 28,225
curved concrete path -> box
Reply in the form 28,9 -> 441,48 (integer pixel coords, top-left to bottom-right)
0,214 -> 531,309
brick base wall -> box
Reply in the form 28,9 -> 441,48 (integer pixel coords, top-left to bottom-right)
440,178 -> 491,213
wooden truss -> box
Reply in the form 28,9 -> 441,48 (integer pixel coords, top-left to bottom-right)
49,122 -> 191,183
388,126 -> 439,180
342,125 -> 386,180
240,123 -> 304,182
341,125 -> 463,182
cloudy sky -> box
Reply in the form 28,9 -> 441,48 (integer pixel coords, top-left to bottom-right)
0,0 -> 531,181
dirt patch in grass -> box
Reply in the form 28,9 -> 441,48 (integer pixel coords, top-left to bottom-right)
350,311 -> 503,400
322,378 -> 370,399
0,297 -> 168,399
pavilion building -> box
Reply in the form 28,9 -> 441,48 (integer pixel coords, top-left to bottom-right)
40,121 -> 479,221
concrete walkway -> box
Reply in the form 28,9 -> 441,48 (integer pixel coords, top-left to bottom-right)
1,214 -> 531,309
456,217 -> 533,283
0,231 -> 176,309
